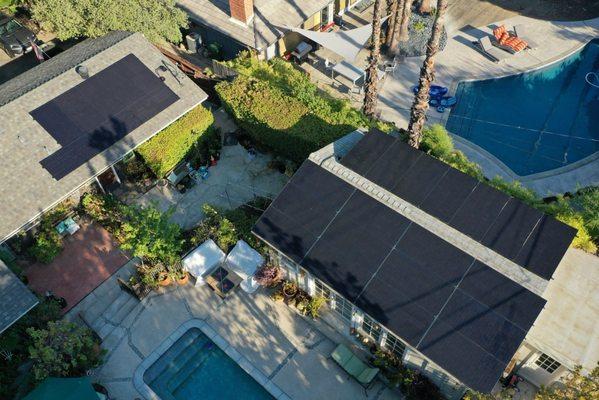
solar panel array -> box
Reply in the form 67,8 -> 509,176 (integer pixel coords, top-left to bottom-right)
253,160 -> 547,392
31,54 -> 179,180
339,130 -> 576,280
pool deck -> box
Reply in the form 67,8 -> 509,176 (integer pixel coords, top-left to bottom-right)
379,15 -> 599,196
78,269 -> 403,400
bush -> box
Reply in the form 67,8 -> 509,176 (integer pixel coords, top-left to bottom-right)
28,230 -> 63,264
137,106 -> 215,177
27,320 -> 104,382
216,56 -> 391,163
254,264 -> 282,287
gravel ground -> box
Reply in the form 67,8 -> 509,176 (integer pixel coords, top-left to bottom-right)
398,12 -> 448,57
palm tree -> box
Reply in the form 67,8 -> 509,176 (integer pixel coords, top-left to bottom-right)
384,0 -> 400,48
407,0 -> 447,148
389,0 -> 413,55
363,0 -> 385,117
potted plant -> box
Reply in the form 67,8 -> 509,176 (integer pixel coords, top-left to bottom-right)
294,291 -> 310,314
306,296 -> 326,319
157,271 -> 172,287
254,264 -> 282,287
271,291 -> 284,302
282,280 -> 298,302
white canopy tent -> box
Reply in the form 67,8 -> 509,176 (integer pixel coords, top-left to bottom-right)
182,239 -> 226,286
225,240 -> 264,293
284,17 -> 389,62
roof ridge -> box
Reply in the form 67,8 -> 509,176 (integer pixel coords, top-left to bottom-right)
308,146 -> 548,297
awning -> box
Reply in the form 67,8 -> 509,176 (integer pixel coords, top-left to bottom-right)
23,377 -> 101,400
285,17 -> 389,62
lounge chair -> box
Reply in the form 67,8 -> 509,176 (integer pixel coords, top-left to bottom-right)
514,24 -> 537,49
475,36 -> 509,62
331,344 -> 379,388
492,25 -> 528,53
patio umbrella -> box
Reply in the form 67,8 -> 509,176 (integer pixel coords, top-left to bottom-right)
23,377 -> 101,400
283,16 -> 389,62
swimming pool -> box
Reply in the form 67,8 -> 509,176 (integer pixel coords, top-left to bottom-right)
143,328 -> 273,400
446,39 -> 599,176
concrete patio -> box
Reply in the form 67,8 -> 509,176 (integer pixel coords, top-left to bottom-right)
72,267 -> 404,400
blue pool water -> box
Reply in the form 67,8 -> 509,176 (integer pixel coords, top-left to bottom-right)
446,39 -> 599,176
143,328 -> 273,400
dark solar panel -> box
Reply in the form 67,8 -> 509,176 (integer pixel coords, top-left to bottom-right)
449,184 -> 511,241
339,129 -> 395,175
459,262 -> 546,330
395,224 -> 474,284
432,291 -> 527,364
355,276 -> 435,345
482,200 -> 544,260
420,168 -> 480,222
417,317 -> 508,393
365,139 -> 422,191
392,155 -> 450,205
33,54 -> 179,179
304,190 -> 410,301
515,215 -> 577,279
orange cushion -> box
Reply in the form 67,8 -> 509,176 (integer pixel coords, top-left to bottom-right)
499,32 -> 511,44
493,25 -> 507,41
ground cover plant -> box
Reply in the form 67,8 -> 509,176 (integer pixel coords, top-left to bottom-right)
415,125 -> 599,252
216,53 -> 391,163
137,106 -> 215,177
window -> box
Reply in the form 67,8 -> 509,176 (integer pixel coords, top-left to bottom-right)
535,353 -> 561,373
361,315 -> 382,342
314,280 -> 352,321
384,333 -> 406,358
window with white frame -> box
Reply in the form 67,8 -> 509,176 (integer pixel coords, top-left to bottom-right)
361,315 -> 382,342
535,353 -> 561,373
315,280 -> 353,321
384,333 -> 406,358
314,280 -> 331,299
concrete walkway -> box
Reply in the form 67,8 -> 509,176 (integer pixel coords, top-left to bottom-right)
76,271 -> 403,400
378,15 -> 599,195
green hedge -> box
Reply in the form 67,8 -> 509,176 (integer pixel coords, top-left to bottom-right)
137,106 -> 215,177
216,56 -> 390,163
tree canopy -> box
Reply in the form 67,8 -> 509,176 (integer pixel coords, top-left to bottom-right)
31,0 -> 188,43
536,365 -> 599,400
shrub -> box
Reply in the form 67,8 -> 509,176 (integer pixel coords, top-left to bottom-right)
27,320 -> 104,382
217,56 -> 391,163
137,106 -> 215,177
306,296 -> 326,319
254,264 -> 282,287
421,124 -> 454,159
28,230 -> 63,264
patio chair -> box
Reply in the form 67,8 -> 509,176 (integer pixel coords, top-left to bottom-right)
384,56 -> 399,75
475,36 -> 509,62
331,344 -> 379,389
492,25 -> 528,53
513,24 -> 538,49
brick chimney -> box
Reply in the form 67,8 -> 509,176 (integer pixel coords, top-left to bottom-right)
229,0 -> 254,24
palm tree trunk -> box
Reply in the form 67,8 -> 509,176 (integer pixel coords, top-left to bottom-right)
363,0 -> 384,117
407,0 -> 447,148
385,0 -> 399,48
389,0 -> 412,53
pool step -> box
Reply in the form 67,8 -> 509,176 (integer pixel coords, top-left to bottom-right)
166,346 -> 214,393
144,329 -> 204,384
151,335 -> 209,390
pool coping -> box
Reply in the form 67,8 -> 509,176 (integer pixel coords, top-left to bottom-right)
132,318 -> 291,400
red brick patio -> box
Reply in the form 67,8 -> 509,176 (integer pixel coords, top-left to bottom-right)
24,222 -> 130,312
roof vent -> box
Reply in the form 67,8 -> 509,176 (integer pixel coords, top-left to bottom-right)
75,65 -> 89,79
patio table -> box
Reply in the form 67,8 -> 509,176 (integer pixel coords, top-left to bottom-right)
205,265 -> 243,298
332,60 -> 365,86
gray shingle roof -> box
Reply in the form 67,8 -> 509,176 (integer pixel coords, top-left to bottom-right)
178,0 -> 332,50
0,31 -> 133,107
0,32 -> 207,242
0,260 -> 38,334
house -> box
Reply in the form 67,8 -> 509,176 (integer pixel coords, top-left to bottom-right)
0,31 -> 208,331
177,0 -> 368,59
0,259 -> 38,334
251,129 -> 593,398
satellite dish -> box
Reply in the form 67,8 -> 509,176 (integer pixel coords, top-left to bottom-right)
75,65 -> 89,79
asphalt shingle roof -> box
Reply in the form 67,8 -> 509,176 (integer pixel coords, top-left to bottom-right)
0,260 -> 38,334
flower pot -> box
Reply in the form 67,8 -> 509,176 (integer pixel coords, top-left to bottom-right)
177,272 -> 189,286
158,272 -> 172,287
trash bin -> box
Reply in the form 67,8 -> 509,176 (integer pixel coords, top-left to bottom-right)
186,33 -> 201,53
